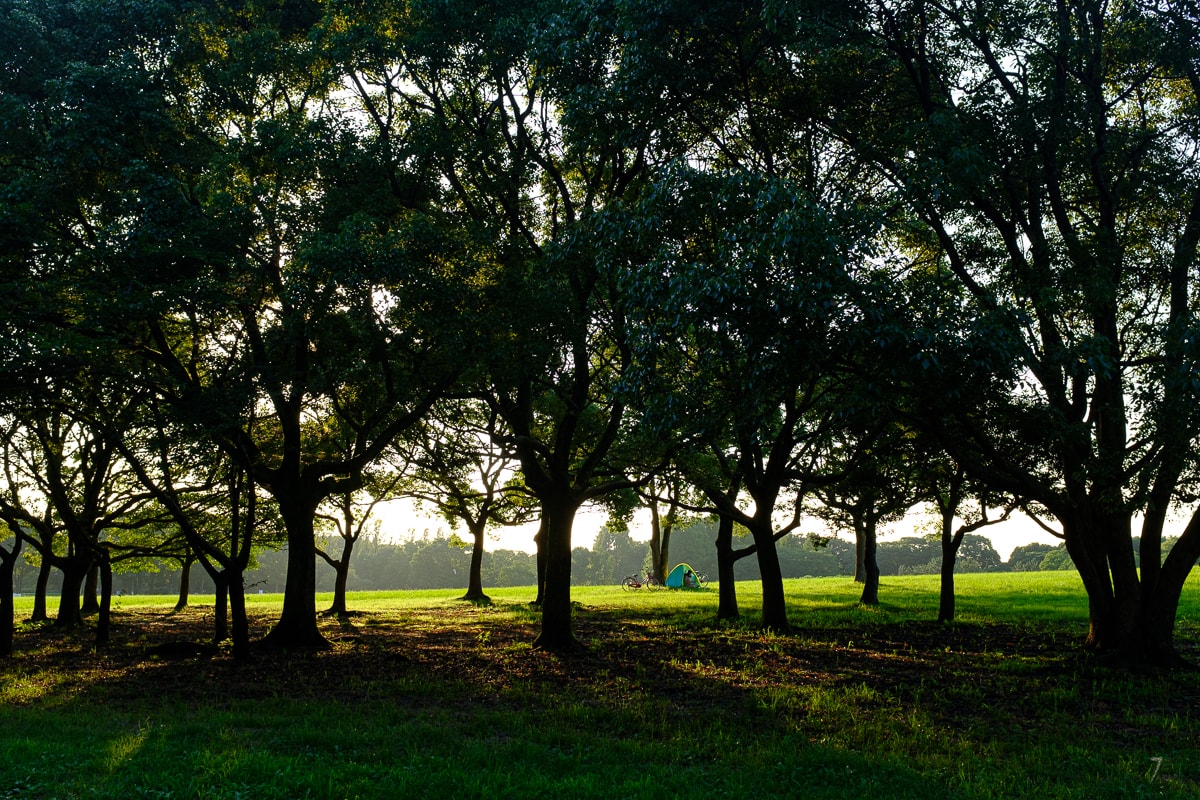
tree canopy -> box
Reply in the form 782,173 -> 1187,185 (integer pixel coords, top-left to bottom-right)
1,0 -> 1198,665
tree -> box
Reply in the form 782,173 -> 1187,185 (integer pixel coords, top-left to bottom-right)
601,0 -> 894,630
79,0 -> 488,650
114,397 -> 279,658
619,166 -> 875,630
639,469 -> 703,585
393,401 -> 535,603
917,452 -> 1020,621
812,424 -> 923,606
337,0 -> 661,649
829,0 -> 1200,662
1008,543 -> 1057,572
0,386 -> 166,641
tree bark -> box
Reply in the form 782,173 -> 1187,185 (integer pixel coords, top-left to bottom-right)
1134,511 -> 1200,665
55,553 -> 89,628
714,515 -> 740,621
213,573 -> 229,644
229,574 -> 251,661
859,518 -> 880,606
0,537 -> 18,657
532,517 -> 547,606
175,553 -> 194,612
533,495 -> 582,651
31,555 -> 50,623
460,521 -> 489,603
80,561 -> 100,616
937,504 -> 960,623
750,519 -> 789,631
854,528 -> 866,584
938,544 -> 957,623
262,493 -> 328,650
326,557 -> 350,616
95,555 -> 113,646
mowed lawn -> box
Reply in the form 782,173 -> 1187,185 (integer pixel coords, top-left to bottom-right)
2,571 -> 1199,799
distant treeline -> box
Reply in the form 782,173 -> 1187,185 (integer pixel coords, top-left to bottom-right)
14,522 -> 1146,598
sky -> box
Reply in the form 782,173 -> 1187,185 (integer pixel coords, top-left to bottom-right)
375,498 -> 1068,561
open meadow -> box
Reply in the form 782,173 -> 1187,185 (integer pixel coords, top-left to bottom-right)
2,572 -> 1199,799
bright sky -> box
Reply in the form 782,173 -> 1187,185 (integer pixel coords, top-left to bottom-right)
377,498 -> 1067,561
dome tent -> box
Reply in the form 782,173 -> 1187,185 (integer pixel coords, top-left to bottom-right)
665,563 -> 701,589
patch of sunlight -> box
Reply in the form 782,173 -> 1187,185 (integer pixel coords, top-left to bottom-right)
103,723 -> 152,771
0,671 -> 85,707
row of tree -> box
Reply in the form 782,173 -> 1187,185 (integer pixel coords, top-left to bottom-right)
19,520 -> 1119,601
3,0 -> 1200,666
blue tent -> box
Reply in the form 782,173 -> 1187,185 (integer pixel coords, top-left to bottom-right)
665,563 -> 701,589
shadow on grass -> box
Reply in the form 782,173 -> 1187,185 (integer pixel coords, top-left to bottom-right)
3,589 -> 1199,799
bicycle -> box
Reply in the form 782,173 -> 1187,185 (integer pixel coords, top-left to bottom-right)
621,572 -> 660,590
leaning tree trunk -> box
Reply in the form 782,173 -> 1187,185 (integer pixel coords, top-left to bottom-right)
326,558 -> 350,616
533,495 -> 583,652
460,521 -> 489,603
262,493 -> 328,650
714,515 -> 740,620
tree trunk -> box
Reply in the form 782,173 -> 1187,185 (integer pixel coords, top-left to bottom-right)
460,521 -> 489,603
80,561 -> 100,616
859,519 -> 880,606
55,554 -> 89,628
229,574 -> 251,661
750,519 -> 789,632
854,527 -> 866,584
715,515 -> 740,620
0,539 -> 17,657
532,517 -> 547,606
1134,511 -> 1200,666
95,555 -> 113,646
326,558 -> 350,616
175,553 -> 194,612
213,573 -> 229,644
649,500 -> 663,583
262,494 -> 328,650
1063,517 -> 1127,655
533,495 -> 583,652
938,544 -> 957,623
31,555 -> 51,623
937,507 -> 960,623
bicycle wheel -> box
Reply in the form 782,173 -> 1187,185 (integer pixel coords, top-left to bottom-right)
696,573 -> 709,588
621,576 -> 639,591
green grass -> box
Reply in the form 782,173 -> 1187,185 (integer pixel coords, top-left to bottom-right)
2,572 -> 1199,799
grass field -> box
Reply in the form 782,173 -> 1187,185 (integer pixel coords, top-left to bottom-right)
2,572 -> 1199,799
